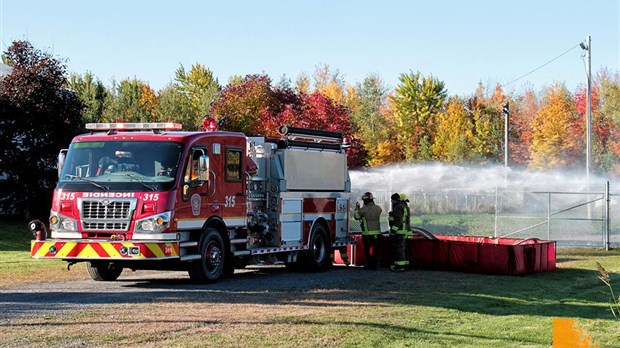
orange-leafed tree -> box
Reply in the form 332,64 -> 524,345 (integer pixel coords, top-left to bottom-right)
432,97 -> 474,163
312,64 -> 347,105
509,87 -> 539,166
367,96 -> 404,166
139,83 -> 158,121
529,84 -> 580,169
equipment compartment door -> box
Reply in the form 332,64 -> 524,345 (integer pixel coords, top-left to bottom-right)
280,198 -> 302,246
335,198 -> 349,240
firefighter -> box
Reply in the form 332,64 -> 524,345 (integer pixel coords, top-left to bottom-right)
353,192 -> 382,269
388,193 -> 409,272
400,193 -> 412,235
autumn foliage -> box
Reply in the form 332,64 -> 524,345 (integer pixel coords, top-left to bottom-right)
5,40 -> 620,179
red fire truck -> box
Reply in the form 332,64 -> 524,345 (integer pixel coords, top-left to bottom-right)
30,123 -> 352,283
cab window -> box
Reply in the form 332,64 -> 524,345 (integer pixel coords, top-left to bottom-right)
184,149 -> 204,183
225,148 -> 242,181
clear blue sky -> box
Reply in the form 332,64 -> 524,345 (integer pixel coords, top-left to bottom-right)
2,0 -> 619,96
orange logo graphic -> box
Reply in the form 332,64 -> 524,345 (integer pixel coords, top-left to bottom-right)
552,318 -> 599,348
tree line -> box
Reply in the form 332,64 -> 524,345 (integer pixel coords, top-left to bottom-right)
1,40 -> 619,219
67,53 -> 620,175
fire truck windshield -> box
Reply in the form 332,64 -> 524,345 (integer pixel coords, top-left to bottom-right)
57,141 -> 184,191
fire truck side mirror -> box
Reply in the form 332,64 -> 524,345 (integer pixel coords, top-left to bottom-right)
198,155 -> 210,182
57,149 -> 68,179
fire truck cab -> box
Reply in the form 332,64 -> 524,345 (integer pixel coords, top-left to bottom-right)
30,123 -> 352,283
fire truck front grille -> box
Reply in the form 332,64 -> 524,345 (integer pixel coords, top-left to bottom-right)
83,222 -> 129,230
80,199 -> 136,231
83,201 -> 131,219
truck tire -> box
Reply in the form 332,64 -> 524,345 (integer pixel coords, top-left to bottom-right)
86,261 -> 123,281
188,228 -> 226,283
306,224 -> 330,272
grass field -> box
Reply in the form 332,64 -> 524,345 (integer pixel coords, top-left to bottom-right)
1,219 -> 620,347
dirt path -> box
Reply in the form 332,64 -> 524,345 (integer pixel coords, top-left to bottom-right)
0,265 -> 399,322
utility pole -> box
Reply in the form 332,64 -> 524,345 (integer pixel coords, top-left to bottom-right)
502,101 -> 510,170
581,36 -> 592,179
581,36 -> 593,220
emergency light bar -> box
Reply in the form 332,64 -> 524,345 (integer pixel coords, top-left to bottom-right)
85,122 -> 183,131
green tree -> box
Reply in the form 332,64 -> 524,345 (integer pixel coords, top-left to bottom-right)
529,84 -> 580,169
155,84 -> 195,129
596,70 -> 620,174
276,74 -> 292,90
390,71 -> 447,161
0,40 -> 83,219
174,63 -> 221,128
468,83 -> 505,163
350,74 -> 390,164
227,75 -> 245,86
68,72 -> 108,124
103,78 -> 156,122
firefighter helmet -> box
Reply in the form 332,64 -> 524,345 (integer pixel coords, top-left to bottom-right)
400,193 -> 410,203
361,192 -> 374,200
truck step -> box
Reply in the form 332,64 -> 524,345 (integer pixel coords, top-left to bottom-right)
230,238 -> 247,244
179,255 -> 201,262
180,241 -> 198,248
233,250 -> 251,256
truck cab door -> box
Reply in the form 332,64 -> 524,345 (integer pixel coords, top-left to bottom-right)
221,146 -> 247,227
179,146 -> 213,223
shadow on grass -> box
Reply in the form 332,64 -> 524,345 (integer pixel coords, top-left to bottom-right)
1,264 -> 616,321
0,317 -> 542,346
0,219 -> 32,252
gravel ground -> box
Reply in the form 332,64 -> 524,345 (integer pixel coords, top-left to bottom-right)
0,264 -> 398,323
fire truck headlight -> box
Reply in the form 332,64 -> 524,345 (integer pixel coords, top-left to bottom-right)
138,219 -> 154,231
134,211 -> 171,233
61,218 -> 75,231
49,212 -> 77,232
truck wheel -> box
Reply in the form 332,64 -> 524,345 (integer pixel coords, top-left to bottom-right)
86,261 -> 123,281
188,228 -> 226,283
306,224 -> 330,272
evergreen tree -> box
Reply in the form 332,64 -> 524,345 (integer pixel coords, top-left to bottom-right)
68,72 -> 108,124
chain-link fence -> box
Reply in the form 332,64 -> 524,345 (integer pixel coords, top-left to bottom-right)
350,182 -> 619,248
494,184 -> 619,248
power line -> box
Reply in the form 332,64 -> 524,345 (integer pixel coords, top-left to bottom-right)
501,44 -> 581,88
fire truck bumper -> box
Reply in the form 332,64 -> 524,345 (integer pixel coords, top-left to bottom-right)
31,240 -> 180,260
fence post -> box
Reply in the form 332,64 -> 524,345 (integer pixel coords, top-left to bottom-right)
547,193 -> 551,241
494,187 -> 498,238
605,181 -> 610,251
